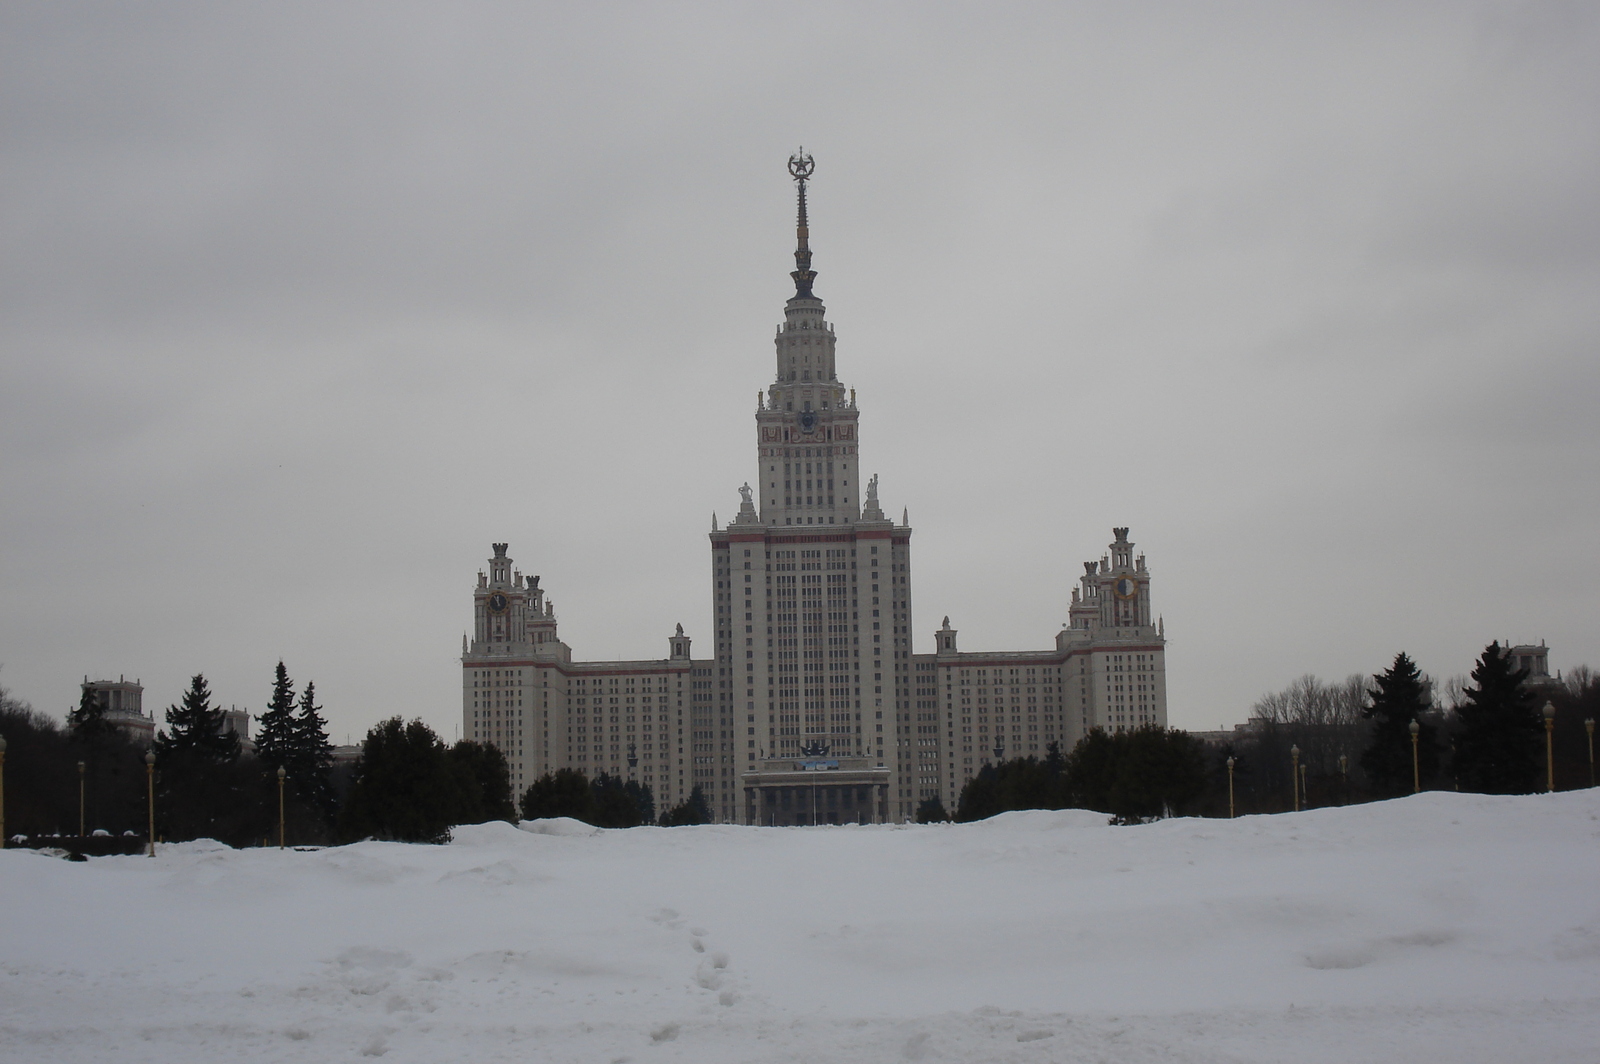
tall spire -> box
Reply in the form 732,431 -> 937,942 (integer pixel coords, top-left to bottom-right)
788,148 -> 817,298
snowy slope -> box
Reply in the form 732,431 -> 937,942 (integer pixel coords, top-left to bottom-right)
3,792 -> 1598,1063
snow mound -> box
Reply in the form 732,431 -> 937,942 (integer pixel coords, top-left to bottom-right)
517,816 -> 601,837
955,807 -> 1114,830
3,790 -> 1597,1063
156,837 -> 235,855
446,820 -> 529,846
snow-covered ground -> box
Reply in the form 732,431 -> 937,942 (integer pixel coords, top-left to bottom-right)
3,791 -> 1598,1063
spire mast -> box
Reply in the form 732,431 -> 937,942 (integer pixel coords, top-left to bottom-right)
788,148 -> 817,298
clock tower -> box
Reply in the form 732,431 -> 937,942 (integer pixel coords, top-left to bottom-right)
753,151 -> 863,530
714,151 -> 917,824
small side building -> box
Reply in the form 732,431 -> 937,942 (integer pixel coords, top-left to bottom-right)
81,676 -> 154,747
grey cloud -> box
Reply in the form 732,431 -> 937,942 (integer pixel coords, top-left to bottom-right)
2,2 -> 1595,737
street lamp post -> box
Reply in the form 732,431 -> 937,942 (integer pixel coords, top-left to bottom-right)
627,742 -> 638,779
1408,720 -> 1420,794
1226,756 -> 1235,819
993,740 -> 1004,764
1580,713 -> 1593,787
276,766 -> 287,849
144,751 -> 156,857
0,733 -> 7,848
1543,702 -> 1556,793
1290,746 -> 1300,812
78,760 -> 86,838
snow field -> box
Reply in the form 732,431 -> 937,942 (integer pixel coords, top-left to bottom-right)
2,791 -> 1598,1063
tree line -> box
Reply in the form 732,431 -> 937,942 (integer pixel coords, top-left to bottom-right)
1,660 -> 717,846
1213,641 -> 1596,815
519,767 -> 712,827
1,664 -> 341,845
337,719 -> 714,839
920,641 -> 1596,825
7,639 -> 1588,842
921,727 -> 1209,825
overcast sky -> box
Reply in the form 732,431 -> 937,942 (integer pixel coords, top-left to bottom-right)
2,2 -> 1595,744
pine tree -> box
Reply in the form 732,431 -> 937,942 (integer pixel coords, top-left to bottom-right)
154,674 -> 239,763
1360,652 -> 1439,796
151,674 -> 247,843
954,763 -> 1003,822
1453,641 -> 1542,794
915,795 -> 949,823
685,785 -> 711,824
1065,728 -> 1120,812
290,681 -> 335,816
592,773 -> 637,827
447,739 -> 515,823
254,661 -> 298,770
521,768 -> 596,822
1103,726 -> 1208,822
1042,740 -> 1068,779
67,686 -> 117,744
626,779 -> 656,826
660,784 -> 711,826
587,773 -> 656,827
66,685 -> 139,837
338,717 -> 461,843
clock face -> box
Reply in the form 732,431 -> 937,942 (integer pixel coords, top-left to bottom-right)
488,592 -> 509,613
799,409 -> 818,433
1113,577 -> 1137,600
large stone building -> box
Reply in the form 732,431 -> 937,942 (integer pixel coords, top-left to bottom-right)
463,154 -> 1167,823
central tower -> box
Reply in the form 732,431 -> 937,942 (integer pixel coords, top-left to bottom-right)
714,151 -> 915,824
754,150 -> 862,528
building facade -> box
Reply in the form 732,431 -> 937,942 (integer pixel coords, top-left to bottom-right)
463,154 -> 1166,823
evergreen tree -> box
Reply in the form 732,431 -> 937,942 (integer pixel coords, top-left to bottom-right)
955,763 -> 1003,822
1360,652 -> 1438,796
153,674 -> 239,763
955,751 -> 1076,822
1065,728 -> 1120,812
67,686 -> 117,744
150,674 -> 250,843
915,795 -> 949,823
1042,740 -> 1068,780
520,768 -> 596,822
290,681 -> 335,816
1453,642 -> 1542,794
338,717 -> 462,843
624,779 -> 656,826
448,740 -> 516,823
254,661 -> 298,770
1103,726 -> 1208,822
590,773 -> 655,827
66,685 -> 142,837
660,784 -> 711,826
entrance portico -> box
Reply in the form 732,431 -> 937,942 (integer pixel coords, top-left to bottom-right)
742,751 -> 891,825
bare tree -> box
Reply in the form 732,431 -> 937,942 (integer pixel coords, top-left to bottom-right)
1437,674 -> 1471,712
